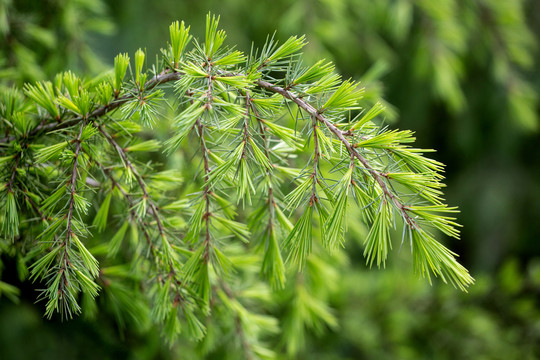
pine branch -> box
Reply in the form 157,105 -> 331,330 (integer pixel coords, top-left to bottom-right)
246,91 -> 287,288
64,119 -> 88,243
248,94 -> 276,220
93,124 -> 187,314
0,72 -> 182,145
6,152 -> 21,194
91,157 -> 158,256
310,116 -> 321,205
49,118 -> 89,319
96,124 -> 167,239
0,15 -> 474,347
199,60 -> 214,263
255,77 -> 472,290
256,80 -> 417,227
91,156 -> 187,325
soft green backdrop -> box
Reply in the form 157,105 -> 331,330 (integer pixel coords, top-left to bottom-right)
1,0 -> 539,358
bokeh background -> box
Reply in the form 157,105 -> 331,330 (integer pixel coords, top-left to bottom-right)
1,0 -> 540,358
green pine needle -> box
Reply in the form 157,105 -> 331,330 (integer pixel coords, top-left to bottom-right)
363,200 -> 392,268
108,221 -> 129,257
169,21 -> 191,66
113,53 -> 130,93
92,192 -> 112,233
262,227 -> 286,289
284,205 -> 313,270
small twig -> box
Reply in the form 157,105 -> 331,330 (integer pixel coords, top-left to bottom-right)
60,117 -> 88,293
248,94 -> 277,227
23,191 -> 49,222
310,116 -> 320,204
241,92 -> 251,159
200,60 -> 214,263
5,152 -> 21,193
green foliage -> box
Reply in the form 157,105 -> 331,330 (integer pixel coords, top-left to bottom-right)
113,53 -> 130,94
0,13 -> 477,358
169,21 -> 192,67
0,0 -> 114,85
312,258 -> 540,360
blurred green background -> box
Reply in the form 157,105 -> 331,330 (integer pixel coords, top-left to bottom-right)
1,0 -> 540,358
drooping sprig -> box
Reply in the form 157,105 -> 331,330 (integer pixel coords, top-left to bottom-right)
255,77 -> 472,290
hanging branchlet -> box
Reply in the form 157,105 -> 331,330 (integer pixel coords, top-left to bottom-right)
246,93 -> 287,289
0,14 -> 473,350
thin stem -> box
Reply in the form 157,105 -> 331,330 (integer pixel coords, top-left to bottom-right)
60,117 -> 88,294
241,92 -> 251,159
249,99 -> 276,224
310,115 -> 320,204
200,60 -> 214,263
198,120 -> 212,263
23,191 -> 49,222
65,120 -> 87,237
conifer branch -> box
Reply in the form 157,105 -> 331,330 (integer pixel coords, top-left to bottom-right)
65,119 -> 88,242
94,124 -> 186,313
0,72 -> 182,145
23,191 -> 49,223
6,152 -> 21,194
92,158 -> 158,256
249,96 -> 276,220
246,92 -> 287,288
92,157 -> 187,318
255,80 -> 417,227
310,116 -> 321,205
95,124 -> 167,238
0,15 -> 473,346
199,59 -> 214,265
198,119 -> 212,263
47,118 -> 90,318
